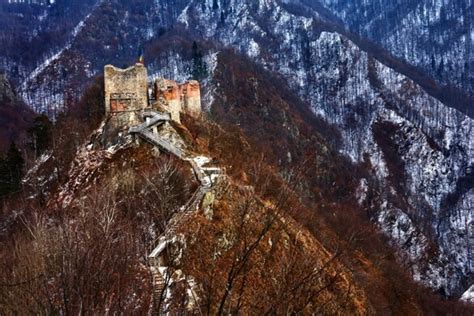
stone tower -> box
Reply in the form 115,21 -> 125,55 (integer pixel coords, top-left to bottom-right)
154,79 -> 202,123
104,63 -> 148,126
181,80 -> 201,116
155,78 -> 182,122
103,63 -> 202,132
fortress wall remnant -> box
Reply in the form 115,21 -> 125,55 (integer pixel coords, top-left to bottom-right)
155,78 -> 182,123
104,63 -> 148,115
155,78 -> 202,123
180,80 -> 201,116
103,63 -> 201,128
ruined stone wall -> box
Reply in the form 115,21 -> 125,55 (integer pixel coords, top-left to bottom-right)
104,63 -> 148,115
102,63 -> 201,129
155,78 -> 182,123
103,63 -> 148,145
180,80 -> 201,116
154,78 -> 202,123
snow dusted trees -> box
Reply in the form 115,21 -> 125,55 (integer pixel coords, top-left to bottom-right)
0,153 -> 194,314
0,179 -> 153,313
27,114 -> 52,158
191,41 -> 208,82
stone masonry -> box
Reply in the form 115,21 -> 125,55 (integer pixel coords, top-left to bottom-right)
154,79 -> 201,123
104,63 -> 148,126
154,79 -> 181,122
104,63 -> 201,126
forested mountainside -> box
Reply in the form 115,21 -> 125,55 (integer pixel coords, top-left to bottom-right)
0,0 -> 472,310
1,0 -> 471,117
313,0 -> 473,96
1,44 -> 472,313
0,0 -> 97,78
0,0 -> 190,115
0,73 -> 34,152
179,0 -> 473,297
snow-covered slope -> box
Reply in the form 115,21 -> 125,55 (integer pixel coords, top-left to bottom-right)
461,285 -> 474,304
177,0 -> 473,296
1,0 -> 472,298
316,0 -> 473,95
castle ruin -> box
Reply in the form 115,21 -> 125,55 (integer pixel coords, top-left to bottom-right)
104,63 -> 148,126
155,79 -> 201,123
104,63 -> 201,127
101,62 -> 219,309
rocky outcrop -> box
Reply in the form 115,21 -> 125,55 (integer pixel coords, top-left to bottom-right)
128,108 -> 221,313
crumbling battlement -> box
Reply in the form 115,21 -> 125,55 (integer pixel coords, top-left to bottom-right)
154,79 -> 201,123
104,63 -> 148,115
104,63 -> 201,126
154,79 -> 181,123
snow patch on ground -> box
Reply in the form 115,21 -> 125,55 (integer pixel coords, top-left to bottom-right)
202,51 -> 219,111
23,152 -> 52,183
356,178 -> 368,205
460,285 -> 474,303
20,9 -> 94,92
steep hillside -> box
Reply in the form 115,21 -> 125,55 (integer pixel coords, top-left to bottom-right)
2,0 -> 470,116
0,0 -> 98,84
0,73 -> 34,152
314,0 -> 473,95
0,0 -> 472,303
177,0 -> 473,297
0,0 -> 191,115
1,70 -> 472,312
0,95 -> 374,314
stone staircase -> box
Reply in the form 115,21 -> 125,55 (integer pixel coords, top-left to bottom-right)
150,266 -> 166,313
129,110 -> 221,314
139,129 -> 186,158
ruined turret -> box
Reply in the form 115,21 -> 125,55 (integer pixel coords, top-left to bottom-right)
104,63 -> 148,126
155,79 -> 202,123
181,80 -> 201,116
155,78 -> 182,122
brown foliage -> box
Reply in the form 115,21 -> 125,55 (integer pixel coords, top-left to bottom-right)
180,180 -> 368,315
0,148 -> 198,313
181,51 -> 474,314
0,189 -> 151,314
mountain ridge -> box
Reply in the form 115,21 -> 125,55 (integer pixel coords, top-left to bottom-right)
0,0 -> 473,304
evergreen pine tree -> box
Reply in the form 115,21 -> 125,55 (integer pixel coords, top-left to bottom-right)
28,114 -> 52,157
191,41 -> 208,81
0,156 -> 8,198
5,142 -> 24,194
